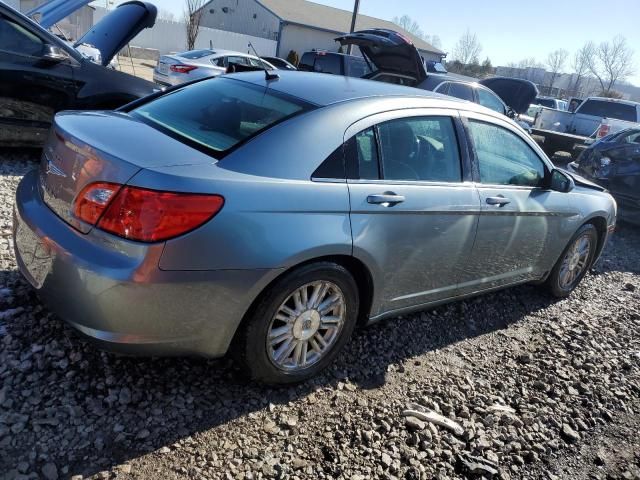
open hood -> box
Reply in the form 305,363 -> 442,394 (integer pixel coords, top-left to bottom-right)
479,77 -> 539,114
26,0 -> 92,28
335,29 -> 428,83
73,1 -> 157,66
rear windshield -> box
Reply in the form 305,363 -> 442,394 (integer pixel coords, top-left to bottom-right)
131,78 -> 313,155
578,100 -> 638,122
178,49 -> 214,59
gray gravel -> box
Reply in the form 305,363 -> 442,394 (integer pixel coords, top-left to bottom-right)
1,149 -> 639,480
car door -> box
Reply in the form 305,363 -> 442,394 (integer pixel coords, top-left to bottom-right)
458,111 -> 574,294
0,11 -> 77,146
346,109 -> 481,317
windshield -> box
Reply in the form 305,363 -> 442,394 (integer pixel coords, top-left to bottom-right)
131,78 -> 314,155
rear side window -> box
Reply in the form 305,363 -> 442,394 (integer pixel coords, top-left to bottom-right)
377,117 -> 462,182
349,127 -> 380,180
0,15 -> 44,56
448,83 -> 474,102
578,100 -> 637,122
468,120 -> 546,187
132,78 -> 313,156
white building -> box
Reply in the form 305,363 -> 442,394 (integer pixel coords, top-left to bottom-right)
198,0 -> 444,62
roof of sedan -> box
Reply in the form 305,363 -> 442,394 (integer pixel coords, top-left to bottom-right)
227,70 -> 461,107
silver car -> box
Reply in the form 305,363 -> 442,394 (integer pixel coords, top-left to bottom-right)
153,48 -> 276,86
14,72 -> 616,384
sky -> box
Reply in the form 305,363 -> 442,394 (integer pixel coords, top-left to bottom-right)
103,0 -> 640,86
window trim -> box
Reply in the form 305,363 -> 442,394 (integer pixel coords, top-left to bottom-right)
460,111 -> 552,188
343,108 -> 473,186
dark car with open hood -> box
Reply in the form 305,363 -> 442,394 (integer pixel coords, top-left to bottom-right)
0,0 -> 159,147
568,128 -> 640,225
336,29 -> 538,120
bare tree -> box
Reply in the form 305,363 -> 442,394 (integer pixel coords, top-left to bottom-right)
571,42 -> 595,96
392,15 -> 424,39
185,0 -> 206,51
546,49 -> 569,89
453,29 -> 482,65
588,36 -> 635,93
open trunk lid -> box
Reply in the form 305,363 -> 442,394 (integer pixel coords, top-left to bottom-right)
26,0 -> 92,28
479,77 -> 538,114
39,111 -> 214,233
335,29 -> 428,83
74,1 -> 157,66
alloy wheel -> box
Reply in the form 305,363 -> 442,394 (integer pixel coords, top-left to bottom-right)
558,233 -> 593,290
266,281 -> 346,371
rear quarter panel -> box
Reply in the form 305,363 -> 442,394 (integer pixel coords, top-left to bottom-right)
130,164 -> 353,271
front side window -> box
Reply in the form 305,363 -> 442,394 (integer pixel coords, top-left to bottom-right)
0,15 -> 44,56
468,120 -> 546,187
377,116 -> 462,182
447,83 -> 474,102
619,130 -> 640,144
132,77 -> 312,155
477,88 -> 506,115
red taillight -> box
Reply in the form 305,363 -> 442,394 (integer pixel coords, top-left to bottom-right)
74,182 -> 122,225
597,123 -> 610,138
170,64 -> 198,74
73,183 -> 224,242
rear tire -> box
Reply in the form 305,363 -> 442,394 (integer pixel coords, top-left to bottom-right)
234,262 -> 359,384
546,224 -> 598,298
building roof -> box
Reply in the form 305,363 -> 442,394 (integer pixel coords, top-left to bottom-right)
255,0 -> 444,55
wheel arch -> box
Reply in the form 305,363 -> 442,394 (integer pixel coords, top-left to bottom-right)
230,254 -> 375,349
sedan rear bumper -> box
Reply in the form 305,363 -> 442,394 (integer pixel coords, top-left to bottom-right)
13,170 -> 280,357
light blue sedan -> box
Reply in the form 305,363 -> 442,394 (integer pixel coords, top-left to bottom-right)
14,71 -> 616,383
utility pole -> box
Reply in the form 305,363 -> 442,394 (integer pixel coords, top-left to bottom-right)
347,0 -> 360,55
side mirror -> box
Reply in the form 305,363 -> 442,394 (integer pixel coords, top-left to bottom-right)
547,168 -> 575,193
38,44 -> 68,65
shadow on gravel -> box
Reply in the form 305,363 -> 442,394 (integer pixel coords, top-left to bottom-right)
0,261 -> 559,478
592,222 -> 640,275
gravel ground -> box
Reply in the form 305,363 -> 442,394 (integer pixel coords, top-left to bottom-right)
1,149 -> 639,480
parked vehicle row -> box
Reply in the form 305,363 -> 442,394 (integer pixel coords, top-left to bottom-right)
14,71 -> 616,383
532,97 -> 640,158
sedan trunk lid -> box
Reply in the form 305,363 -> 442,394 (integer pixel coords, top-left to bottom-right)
335,29 -> 428,83
39,111 -> 215,233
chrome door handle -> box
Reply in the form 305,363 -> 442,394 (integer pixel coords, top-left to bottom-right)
486,196 -> 511,207
367,193 -> 405,206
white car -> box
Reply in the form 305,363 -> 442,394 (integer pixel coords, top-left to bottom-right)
153,49 -> 276,86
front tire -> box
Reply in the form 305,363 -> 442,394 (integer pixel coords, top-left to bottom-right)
546,223 -> 598,298
235,262 -> 359,384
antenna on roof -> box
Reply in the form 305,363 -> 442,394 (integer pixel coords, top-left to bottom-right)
248,42 -> 279,81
